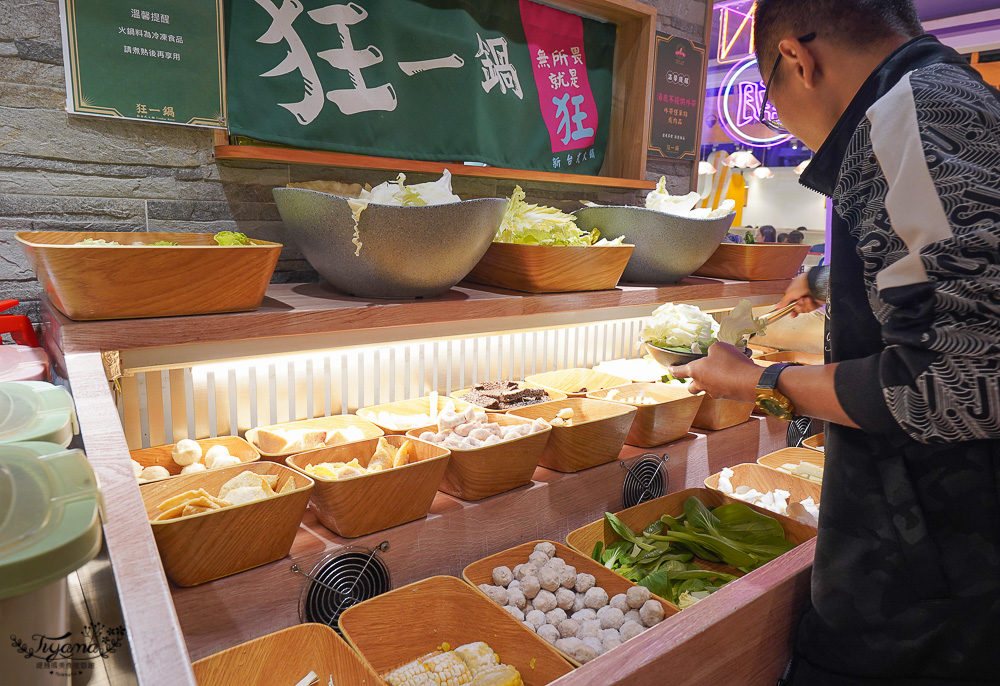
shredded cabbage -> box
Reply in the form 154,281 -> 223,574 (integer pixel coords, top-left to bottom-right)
74,238 -> 120,245
716,299 -> 765,346
496,185 -> 623,246
214,231 -> 253,246
640,302 -> 719,353
645,177 -> 736,219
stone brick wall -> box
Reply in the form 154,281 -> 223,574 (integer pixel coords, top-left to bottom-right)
0,0 -> 709,321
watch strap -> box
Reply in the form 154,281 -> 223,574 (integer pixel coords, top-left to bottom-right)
757,362 -> 798,391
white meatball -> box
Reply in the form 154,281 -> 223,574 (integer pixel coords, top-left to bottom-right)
581,636 -> 604,656
575,573 -> 596,594
571,608 -> 597,622
208,455 -> 241,470
203,444 -> 231,469
508,579 -> 520,591
520,575 -> 540,599
533,541 -> 557,559
507,587 -> 527,611
584,586 -> 609,610
558,618 -> 580,638
131,459 -> 143,478
602,636 -> 623,653
537,624 -> 560,644
626,585 -> 651,609
537,566 -> 560,592
492,566 -> 513,587
140,465 -> 170,481
503,605 -> 524,622
639,599 -> 665,627
532,589 -> 557,613
576,620 -> 601,640
597,606 -> 625,630
610,593 -> 629,613
620,620 -> 645,642
554,637 -> 583,654
522,621 -> 536,633
528,551 -> 549,567
171,439 -> 202,466
624,609 -> 641,624
599,628 -> 621,642
558,565 -> 577,588
544,608 -> 567,625
525,609 -> 546,629
180,462 -> 207,475
515,563 -> 538,581
555,587 -> 575,610
478,584 -> 507,606
571,593 -> 587,613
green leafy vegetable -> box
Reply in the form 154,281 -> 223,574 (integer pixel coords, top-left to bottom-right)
150,240 -> 178,246
74,238 -> 120,246
744,231 -> 756,245
213,231 -> 254,246
495,185 -> 623,246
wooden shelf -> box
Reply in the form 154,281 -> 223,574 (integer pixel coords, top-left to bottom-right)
214,144 -> 658,190
45,278 -> 791,354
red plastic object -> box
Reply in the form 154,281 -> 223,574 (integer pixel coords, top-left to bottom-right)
0,299 -> 40,347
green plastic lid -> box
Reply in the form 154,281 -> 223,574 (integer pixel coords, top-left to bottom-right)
0,381 -> 78,447
0,441 -> 103,600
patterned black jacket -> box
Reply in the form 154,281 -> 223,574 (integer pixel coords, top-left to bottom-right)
785,35 -> 1000,684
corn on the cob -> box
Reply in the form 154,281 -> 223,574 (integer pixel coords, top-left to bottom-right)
469,665 -> 524,686
382,642 -> 521,686
453,642 -> 500,675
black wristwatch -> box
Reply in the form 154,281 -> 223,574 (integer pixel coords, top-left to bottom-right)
755,362 -> 801,420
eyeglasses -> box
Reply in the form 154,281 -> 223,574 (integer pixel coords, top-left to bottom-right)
759,32 -> 817,134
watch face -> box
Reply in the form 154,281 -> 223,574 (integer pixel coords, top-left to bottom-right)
758,395 -> 795,420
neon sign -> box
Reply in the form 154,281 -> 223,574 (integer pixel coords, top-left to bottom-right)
717,56 -> 792,148
716,0 -> 756,65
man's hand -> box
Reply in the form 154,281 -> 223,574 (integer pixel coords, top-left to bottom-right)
668,342 -> 765,403
778,273 -> 824,317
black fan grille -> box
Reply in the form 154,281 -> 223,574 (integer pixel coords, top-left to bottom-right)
297,546 -> 391,633
622,454 -> 668,509
786,416 -> 816,448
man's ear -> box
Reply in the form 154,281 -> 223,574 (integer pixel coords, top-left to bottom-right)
778,37 -> 819,90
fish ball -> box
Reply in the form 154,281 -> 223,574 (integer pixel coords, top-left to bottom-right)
575,573 -> 596,594
571,609 -> 597,622
537,624 -> 559,644
171,439 -> 202,466
626,585 -> 651,609
204,445 -> 231,468
478,584 -> 507,606
537,566 -> 560,592
532,589 -> 557,613
520,575 -> 540,599
598,606 -> 625,630
639,599 -> 665,627
503,605 -> 524,622
555,587 -> 575,610
515,563 -> 538,581
528,551 -> 549,567
558,618 -> 580,638
620,620 -> 645,642
525,609 -> 546,629
491,566 -> 513,587
140,465 -> 170,481
610,593 -> 629,613
180,462 -> 207,475
584,586 -> 609,610
544,608 -> 567,625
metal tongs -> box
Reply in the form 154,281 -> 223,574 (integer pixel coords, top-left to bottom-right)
740,302 -> 798,347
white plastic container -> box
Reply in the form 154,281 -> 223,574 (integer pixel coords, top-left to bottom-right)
0,381 -> 77,446
0,442 -> 103,686
0,344 -> 48,382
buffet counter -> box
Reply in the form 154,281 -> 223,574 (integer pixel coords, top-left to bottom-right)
50,277 -> 813,686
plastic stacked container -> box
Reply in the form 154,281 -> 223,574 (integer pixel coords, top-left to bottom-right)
0,381 -> 77,447
0,442 -> 103,686
0,298 -> 48,382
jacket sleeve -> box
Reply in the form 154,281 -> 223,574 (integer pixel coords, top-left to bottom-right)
834,66 -> 1000,443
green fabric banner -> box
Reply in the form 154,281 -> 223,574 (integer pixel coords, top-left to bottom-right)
225,0 -> 615,175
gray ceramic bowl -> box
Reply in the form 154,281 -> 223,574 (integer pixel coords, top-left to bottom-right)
644,341 -> 752,369
573,206 -> 736,283
273,188 -> 507,298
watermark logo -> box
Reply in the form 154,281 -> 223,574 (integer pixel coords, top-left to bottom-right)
9,623 -> 127,677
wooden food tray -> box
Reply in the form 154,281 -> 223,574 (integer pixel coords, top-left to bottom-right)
801,433 -> 825,452
587,383 -> 704,448
141,461 -> 313,587
451,384 -> 568,412
705,463 -> 822,506
692,396 -> 754,431
525,368 -> 630,397
565,487 -> 816,577
245,415 -> 383,460
339,575 -> 574,685
15,231 -> 281,320
509,398 -> 636,473
463,540 -> 679,666
406,413 -> 550,501
757,447 -> 825,475
192,623 -> 381,686
758,351 -> 825,365
356,395 -> 476,435
285,435 -> 450,538
465,242 -> 634,293
129,436 -> 259,482
694,243 -> 810,281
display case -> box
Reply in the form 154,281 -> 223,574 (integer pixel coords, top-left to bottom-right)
48,277 -> 813,686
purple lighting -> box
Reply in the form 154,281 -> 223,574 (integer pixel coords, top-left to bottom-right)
717,57 -> 793,149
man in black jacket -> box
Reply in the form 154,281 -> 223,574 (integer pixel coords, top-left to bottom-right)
670,1 -> 1000,683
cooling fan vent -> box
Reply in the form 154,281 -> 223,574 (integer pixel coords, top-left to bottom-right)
293,542 -> 391,634
621,453 -> 668,509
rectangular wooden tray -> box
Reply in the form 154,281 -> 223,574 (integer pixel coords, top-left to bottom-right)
525,368 -> 630,397
463,540 -> 679,666
285,435 -> 450,538
15,231 -> 282,320
705,462 -> 822,506
758,351 -> 825,365
465,242 -> 634,293
587,383 -> 704,448
141,461 -> 313,587
339,575 -> 574,684
694,243 -> 810,281
451,383 -> 568,412
130,436 -> 259,483
356,395 -> 476,434
192,623 -> 382,686
245,415 -> 383,460
801,433 -> 825,452
756,447 -> 825,479
692,396 -> 754,431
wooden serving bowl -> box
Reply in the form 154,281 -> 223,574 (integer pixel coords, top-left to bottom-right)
192,623 -> 381,686
565,487 -> 816,578
524,368 -> 630,397
356,395 -> 476,435
705,463 -> 822,506
339,575 -> 574,684
246,415 -> 383,460
693,243 -> 811,281
692,396 -> 755,431
285,435 -> 450,538
801,433 -> 825,452
405,413 -> 551,501
758,351 -> 825,366
15,231 -> 281,320
451,383 -> 567,412
509,398 -> 636,473
757,447 -> 825,478
129,436 -> 259,482
463,540 -> 679,665
141,461 -> 313,587
587,383 -> 704,448
465,242 -> 635,293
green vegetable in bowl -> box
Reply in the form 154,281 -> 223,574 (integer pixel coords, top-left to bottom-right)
74,238 -> 120,246
213,231 -> 254,246
150,240 -> 179,246
495,185 -> 624,247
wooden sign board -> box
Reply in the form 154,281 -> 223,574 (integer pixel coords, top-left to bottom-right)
647,33 -> 706,160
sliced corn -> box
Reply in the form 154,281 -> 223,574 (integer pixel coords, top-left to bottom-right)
383,643 -> 519,686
